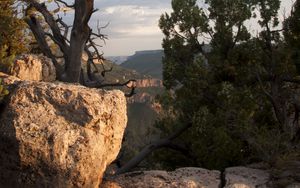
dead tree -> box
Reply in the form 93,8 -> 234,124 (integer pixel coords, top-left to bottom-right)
23,0 -> 135,95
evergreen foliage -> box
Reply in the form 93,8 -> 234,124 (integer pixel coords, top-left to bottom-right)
0,0 -> 27,70
153,0 -> 300,170
0,78 -> 9,102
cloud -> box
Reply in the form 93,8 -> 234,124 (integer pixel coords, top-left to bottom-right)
53,0 -> 295,56
50,0 -> 171,55
91,4 -> 171,39
94,0 -> 171,9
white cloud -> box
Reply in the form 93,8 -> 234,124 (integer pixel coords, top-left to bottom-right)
93,5 -> 171,38
99,35 -> 163,56
90,3 -> 172,55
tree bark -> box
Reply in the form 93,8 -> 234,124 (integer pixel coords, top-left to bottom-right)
63,0 -> 94,83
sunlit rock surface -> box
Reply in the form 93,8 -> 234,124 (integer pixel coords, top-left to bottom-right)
102,165 -> 300,188
10,54 -> 56,82
0,74 -> 127,187
101,167 -> 221,188
135,79 -> 163,88
224,167 -> 270,188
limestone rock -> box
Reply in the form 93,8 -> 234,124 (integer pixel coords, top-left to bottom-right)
0,72 -> 21,85
0,78 -> 127,187
224,167 -> 270,188
10,54 -> 56,82
101,167 -> 221,188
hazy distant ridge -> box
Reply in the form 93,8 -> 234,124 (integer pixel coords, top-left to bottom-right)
121,50 -> 164,79
105,56 -> 129,65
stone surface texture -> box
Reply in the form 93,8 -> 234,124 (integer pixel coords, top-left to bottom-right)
0,76 -> 127,187
0,72 -> 21,85
10,54 -> 56,82
101,167 -> 221,188
101,166 -> 299,188
224,167 -> 270,188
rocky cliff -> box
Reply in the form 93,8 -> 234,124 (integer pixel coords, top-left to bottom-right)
127,78 -> 163,104
135,79 -> 163,88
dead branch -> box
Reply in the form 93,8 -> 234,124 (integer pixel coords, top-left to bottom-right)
56,16 -> 71,38
114,122 -> 192,175
54,0 -> 74,8
256,71 -> 286,131
28,1 -> 70,56
24,12 -> 62,69
86,79 -> 137,97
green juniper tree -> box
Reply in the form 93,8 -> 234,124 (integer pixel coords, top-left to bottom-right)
284,0 -> 300,74
156,0 -> 260,169
153,0 -> 300,170
116,0 -> 300,173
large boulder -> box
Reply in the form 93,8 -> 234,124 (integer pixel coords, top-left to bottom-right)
10,54 -> 56,82
101,167 -> 221,188
0,74 -> 127,187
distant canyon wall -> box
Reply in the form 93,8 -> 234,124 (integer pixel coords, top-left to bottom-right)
135,78 -> 163,88
127,78 -> 163,104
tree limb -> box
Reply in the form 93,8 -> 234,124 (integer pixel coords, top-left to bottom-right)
54,0 -> 74,8
114,122 -> 192,175
27,0 -> 70,56
24,12 -> 66,74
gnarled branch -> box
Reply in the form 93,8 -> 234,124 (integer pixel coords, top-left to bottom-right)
115,122 -> 192,175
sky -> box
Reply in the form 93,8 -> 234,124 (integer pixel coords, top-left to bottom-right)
59,0 -> 294,56
91,0 -> 172,56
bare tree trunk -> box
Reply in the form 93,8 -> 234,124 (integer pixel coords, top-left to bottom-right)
25,0 -> 94,83
63,0 -> 93,83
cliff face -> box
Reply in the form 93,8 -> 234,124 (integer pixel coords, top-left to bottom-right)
120,50 -> 163,79
128,92 -> 153,104
0,73 -> 127,187
135,78 -> 163,88
118,78 -> 163,164
127,78 -> 163,104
